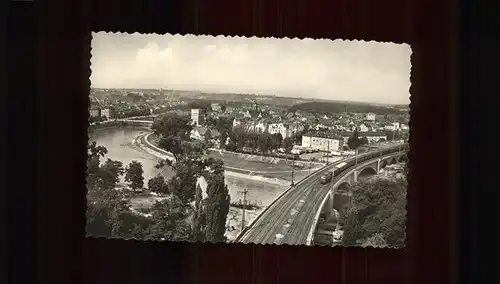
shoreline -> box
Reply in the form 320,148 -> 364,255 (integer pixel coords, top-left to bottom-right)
137,132 -> 309,185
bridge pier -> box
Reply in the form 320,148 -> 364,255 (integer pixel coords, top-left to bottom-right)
377,158 -> 381,173
353,170 -> 359,183
322,190 -> 334,219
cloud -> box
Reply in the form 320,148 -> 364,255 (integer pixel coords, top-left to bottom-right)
91,33 -> 412,104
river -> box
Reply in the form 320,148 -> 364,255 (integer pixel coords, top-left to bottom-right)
88,126 -> 289,207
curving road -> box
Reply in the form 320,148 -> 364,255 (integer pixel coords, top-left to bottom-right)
236,145 -> 406,246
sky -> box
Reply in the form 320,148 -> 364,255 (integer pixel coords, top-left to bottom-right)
91,32 -> 412,105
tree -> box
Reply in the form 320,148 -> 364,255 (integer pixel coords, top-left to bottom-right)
203,169 -> 231,243
347,128 -> 363,149
221,105 -> 227,112
219,131 -> 228,148
363,233 -> 388,247
148,174 -> 169,194
378,138 -> 386,142
95,159 -> 125,191
341,179 -> 406,248
359,136 -> 369,146
125,160 -> 144,192
191,184 -> 206,242
282,137 -> 294,153
158,135 -> 186,162
271,133 -> 283,151
87,141 -> 107,175
257,133 -> 273,154
204,130 -> 212,145
146,196 -> 192,242
152,113 -> 193,140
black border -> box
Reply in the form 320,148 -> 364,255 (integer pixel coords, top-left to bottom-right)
7,0 -> 458,283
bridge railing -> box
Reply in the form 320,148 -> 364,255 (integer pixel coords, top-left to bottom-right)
306,147 -> 408,245
234,143 -> 408,243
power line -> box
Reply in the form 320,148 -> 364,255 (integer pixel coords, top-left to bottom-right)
237,189 -> 249,230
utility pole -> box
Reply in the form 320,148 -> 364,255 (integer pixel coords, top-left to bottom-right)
355,148 -> 359,165
237,189 -> 249,230
326,140 -> 330,165
291,154 -> 296,186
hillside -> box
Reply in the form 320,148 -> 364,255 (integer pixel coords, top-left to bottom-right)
288,101 -> 405,115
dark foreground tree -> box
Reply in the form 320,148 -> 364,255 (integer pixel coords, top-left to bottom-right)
191,184 -> 206,242
125,160 -> 144,192
146,196 -> 192,241
203,170 -> 230,243
341,178 -> 406,248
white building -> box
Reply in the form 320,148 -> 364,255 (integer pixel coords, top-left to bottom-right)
358,123 -> 370,132
191,109 -> 201,126
254,120 -> 268,133
190,126 -> 209,140
365,113 -> 376,121
211,103 -> 222,112
89,108 -> 100,118
268,123 -> 289,139
232,118 -> 242,128
301,132 -> 343,152
100,108 -> 114,120
384,122 -> 401,131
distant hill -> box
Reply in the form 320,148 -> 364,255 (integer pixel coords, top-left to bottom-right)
288,101 -> 405,115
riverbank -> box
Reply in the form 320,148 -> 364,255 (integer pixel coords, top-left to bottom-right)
144,132 -> 326,182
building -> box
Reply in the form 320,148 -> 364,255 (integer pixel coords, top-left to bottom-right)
100,108 -> 114,120
191,109 -> 201,126
190,126 -> 209,140
301,131 -> 343,152
232,118 -> 242,128
358,123 -> 370,132
211,103 -> 222,112
365,113 -> 376,121
384,122 -> 401,131
268,122 -> 289,139
89,108 -> 100,118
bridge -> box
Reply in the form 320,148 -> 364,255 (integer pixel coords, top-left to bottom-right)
235,143 -> 408,246
116,118 -> 154,127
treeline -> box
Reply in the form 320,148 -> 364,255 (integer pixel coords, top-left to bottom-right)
205,116 -> 305,155
288,102 -> 404,115
338,178 -> 407,248
115,108 -> 151,118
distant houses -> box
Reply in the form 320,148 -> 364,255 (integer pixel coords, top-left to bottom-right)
89,107 -> 115,120
340,131 -> 387,144
190,126 -> 220,142
365,112 -> 376,121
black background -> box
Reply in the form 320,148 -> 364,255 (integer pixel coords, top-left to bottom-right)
7,0 -> 493,283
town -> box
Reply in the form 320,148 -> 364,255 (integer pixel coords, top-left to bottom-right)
89,88 -> 409,159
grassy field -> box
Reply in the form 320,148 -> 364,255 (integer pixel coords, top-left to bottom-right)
146,133 -> 325,179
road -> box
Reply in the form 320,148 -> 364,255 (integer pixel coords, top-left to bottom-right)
236,145 -> 405,246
